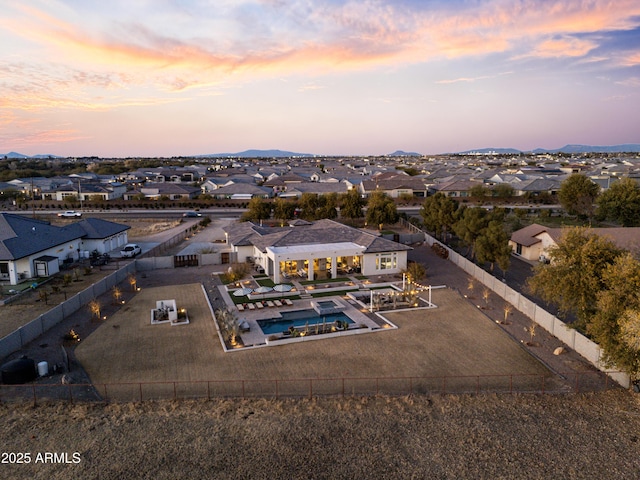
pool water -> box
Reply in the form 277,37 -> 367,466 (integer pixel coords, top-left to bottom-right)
258,310 -> 353,335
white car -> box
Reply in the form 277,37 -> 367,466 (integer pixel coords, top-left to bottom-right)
120,244 -> 141,258
57,210 -> 82,218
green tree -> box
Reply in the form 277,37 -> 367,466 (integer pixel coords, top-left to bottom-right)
493,183 -> 514,198
475,220 -> 512,272
298,193 -> 320,220
596,177 -> 640,226
526,227 -> 622,329
273,198 -> 297,225
339,189 -> 364,220
588,253 -> 640,377
420,193 -> 459,241
405,261 -> 426,282
365,191 -> 398,230
453,206 -> 489,260
469,184 -> 491,200
241,197 -> 271,222
317,192 -> 338,219
558,174 -> 599,218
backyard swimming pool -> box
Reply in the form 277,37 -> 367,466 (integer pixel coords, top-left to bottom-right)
258,310 -> 354,335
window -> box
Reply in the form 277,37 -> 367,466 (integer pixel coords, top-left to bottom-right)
376,253 -> 397,270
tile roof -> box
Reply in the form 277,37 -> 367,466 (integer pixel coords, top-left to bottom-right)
0,213 -> 81,260
224,219 -> 411,254
0,213 -> 129,260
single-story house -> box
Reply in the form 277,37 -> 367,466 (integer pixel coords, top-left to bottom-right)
128,183 -> 202,200
223,219 -> 411,284
509,223 -> 640,262
0,213 -> 129,285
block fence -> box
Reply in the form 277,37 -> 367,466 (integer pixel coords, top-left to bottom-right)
0,263 -> 136,360
421,230 -> 630,388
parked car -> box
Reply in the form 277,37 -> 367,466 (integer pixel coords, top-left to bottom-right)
57,210 -> 82,218
120,244 -> 141,258
183,211 -> 202,218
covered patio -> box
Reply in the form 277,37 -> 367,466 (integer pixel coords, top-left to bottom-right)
267,242 -> 364,284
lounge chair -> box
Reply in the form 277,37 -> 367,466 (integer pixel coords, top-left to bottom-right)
283,299 -> 293,306
247,303 -> 256,310
274,300 -> 283,307
237,304 -> 245,311
256,301 -> 264,309
266,301 -> 275,307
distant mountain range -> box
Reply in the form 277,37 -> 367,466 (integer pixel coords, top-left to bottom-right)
196,149 -> 315,158
1,152 -> 62,159
459,144 -> 640,154
3,144 -> 640,159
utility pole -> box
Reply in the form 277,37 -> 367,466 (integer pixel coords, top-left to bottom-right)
31,177 -> 35,219
78,179 -> 83,212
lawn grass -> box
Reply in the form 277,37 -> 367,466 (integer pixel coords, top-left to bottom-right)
256,278 -> 276,287
310,289 -> 358,298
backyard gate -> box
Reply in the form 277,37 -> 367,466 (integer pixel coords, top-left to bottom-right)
173,254 -> 199,267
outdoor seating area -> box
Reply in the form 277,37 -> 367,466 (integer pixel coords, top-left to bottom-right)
237,298 -> 293,311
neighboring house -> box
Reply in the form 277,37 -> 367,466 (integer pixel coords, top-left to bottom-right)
0,213 -> 129,285
129,167 -> 201,183
209,184 -> 272,200
509,224 -> 561,262
360,177 -> 429,198
48,182 -> 126,201
135,183 -> 202,200
277,182 -> 348,198
512,178 -> 562,197
223,219 -> 411,284
428,179 -> 482,197
509,223 -> 640,262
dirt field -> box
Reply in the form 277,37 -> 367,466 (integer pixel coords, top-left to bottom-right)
74,286 -> 552,400
1,391 -> 640,479
0,265 -> 127,339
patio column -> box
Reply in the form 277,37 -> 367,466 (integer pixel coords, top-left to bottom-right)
307,257 -> 314,281
273,265 -> 281,284
331,256 -> 337,279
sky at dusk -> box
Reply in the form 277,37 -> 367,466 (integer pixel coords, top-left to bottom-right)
2,0 -> 640,157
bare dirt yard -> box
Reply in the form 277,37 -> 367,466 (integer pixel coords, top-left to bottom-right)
2,225 -> 637,479
1,391 -> 640,479
74,286 -> 553,399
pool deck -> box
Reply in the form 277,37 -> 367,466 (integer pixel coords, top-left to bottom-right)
216,285 -> 383,347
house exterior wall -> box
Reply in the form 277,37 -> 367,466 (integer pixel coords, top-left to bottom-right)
8,239 -> 81,284
81,231 -> 129,255
362,250 -> 407,277
509,240 -> 543,261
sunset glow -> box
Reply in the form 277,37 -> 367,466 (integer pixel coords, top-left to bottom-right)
1,0 -> 639,156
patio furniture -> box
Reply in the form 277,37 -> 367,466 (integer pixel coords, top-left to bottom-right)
274,300 -> 283,307
256,301 -> 264,309
237,304 -> 245,311
283,299 -> 293,306
247,303 -> 256,310
266,301 -> 275,307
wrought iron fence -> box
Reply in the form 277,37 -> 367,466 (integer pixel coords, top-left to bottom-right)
0,371 -> 620,405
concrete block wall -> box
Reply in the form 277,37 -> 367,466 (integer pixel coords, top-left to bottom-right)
421,229 -> 630,388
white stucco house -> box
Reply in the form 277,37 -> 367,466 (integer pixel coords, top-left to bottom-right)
0,213 -> 129,285
223,219 -> 411,284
